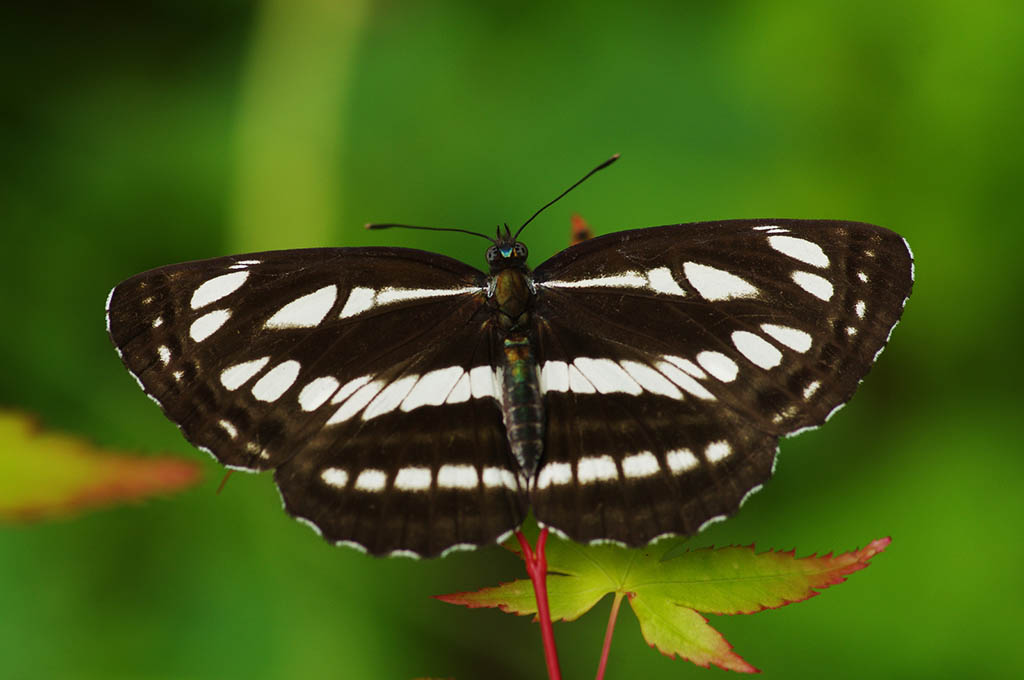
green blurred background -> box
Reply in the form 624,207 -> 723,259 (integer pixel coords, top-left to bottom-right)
2,1 -> 1021,678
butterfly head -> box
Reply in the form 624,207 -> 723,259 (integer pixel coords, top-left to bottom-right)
486,223 -> 529,272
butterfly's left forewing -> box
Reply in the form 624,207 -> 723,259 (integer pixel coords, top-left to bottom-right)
530,219 -> 912,545
107,247 -> 527,556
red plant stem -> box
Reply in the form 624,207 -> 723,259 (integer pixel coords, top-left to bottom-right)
516,528 -> 561,680
594,591 -> 625,680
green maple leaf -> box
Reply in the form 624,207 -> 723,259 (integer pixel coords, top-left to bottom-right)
438,531 -> 890,673
0,410 -> 202,522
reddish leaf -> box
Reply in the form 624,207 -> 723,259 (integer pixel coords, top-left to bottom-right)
438,530 -> 890,673
0,410 -> 202,521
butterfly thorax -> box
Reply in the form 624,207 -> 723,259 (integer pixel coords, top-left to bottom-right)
490,266 -> 533,331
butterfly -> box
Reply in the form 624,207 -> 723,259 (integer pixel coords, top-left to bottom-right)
106,157 -> 913,558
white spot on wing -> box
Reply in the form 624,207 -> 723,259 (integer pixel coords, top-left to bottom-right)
251,360 -> 302,402
354,469 -> 387,491
298,376 -> 340,411
157,345 -> 171,366
536,462 -> 572,490
264,284 -> 338,329
760,324 -> 812,353
363,374 -> 419,419
740,484 -> 764,508
646,267 -> 686,296
666,448 -> 699,473
482,467 -> 518,490
826,401 -> 846,422
655,360 -> 715,400
335,540 -> 368,554
698,515 -> 727,532
567,364 -> 596,393
152,316 -> 163,328
376,286 -> 481,305
705,440 -> 732,463
190,271 -> 249,309
544,272 -> 647,289
327,380 -> 384,424
217,419 -> 238,439
104,286 -> 116,326
577,455 -> 619,483
402,367 -> 465,411
573,358 -> 641,394
189,309 -> 231,342
619,361 -> 683,399
803,380 -> 821,400
469,366 -> 499,400
731,330 -> 783,369
446,372 -> 472,404
539,360 -> 569,393
768,235 -> 829,268
440,543 -> 478,558
791,271 -> 834,301
663,355 -> 707,379
855,300 -> 866,319
294,516 -> 323,537
394,466 -> 432,491
339,287 -> 375,318
621,451 -> 660,479
437,464 -> 478,489
331,375 -> 372,404
684,262 -> 759,301
321,467 -> 348,488
696,351 -> 739,382
903,236 -> 916,283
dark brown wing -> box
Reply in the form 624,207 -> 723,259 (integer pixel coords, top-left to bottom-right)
107,247 -> 526,557
528,219 -> 913,545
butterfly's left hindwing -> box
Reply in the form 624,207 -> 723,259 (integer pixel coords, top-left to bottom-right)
530,219 -> 912,544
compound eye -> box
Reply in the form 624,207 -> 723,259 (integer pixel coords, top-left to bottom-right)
514,243 -> 528,258
486,246 -> 498,262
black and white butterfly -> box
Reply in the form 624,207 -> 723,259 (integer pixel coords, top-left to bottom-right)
106,159 -> 913,558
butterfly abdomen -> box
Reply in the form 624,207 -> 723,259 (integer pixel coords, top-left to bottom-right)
501,335 -> 544,478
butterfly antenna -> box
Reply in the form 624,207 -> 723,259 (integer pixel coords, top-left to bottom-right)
366,223 -> 496,243
514,154 -> 619,239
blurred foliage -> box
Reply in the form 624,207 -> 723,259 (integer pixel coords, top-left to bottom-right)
0,410 -> 201,521
1,1 -> 1021,678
